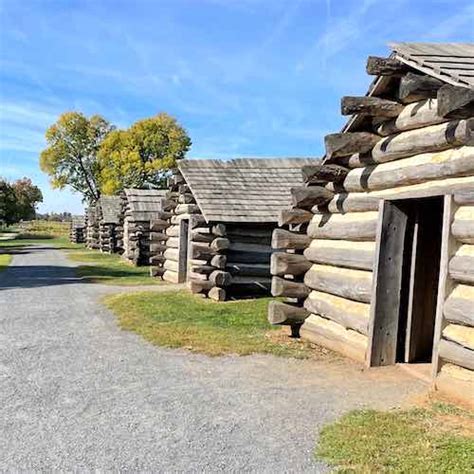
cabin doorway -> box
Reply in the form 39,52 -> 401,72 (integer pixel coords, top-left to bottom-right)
369,196 -> 444,367
178,219 -> 190,283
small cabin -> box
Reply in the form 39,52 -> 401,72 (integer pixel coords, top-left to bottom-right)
149,158 -> 318,300
268,42 -> 474,405
122,188 -> 168,265
69,215 -> 86,244
85,205 -> 100,250
98,195 -> 124,254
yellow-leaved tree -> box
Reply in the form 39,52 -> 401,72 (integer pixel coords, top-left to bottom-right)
98,113 -> 191,195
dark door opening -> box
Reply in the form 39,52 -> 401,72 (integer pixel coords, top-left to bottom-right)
370,196 -> 444,366
178,219 -> 189,283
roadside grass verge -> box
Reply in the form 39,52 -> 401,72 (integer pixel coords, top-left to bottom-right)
316,402 -> 474,472
0,254 -> 12,272
104,290 -> 321,358
67,249 -> 160,285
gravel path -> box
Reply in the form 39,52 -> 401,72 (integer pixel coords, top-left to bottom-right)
0,245 -> 427,472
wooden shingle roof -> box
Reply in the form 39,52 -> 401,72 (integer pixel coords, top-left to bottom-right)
178,158 -> 319,223
99,196 -> 122,224
124,188 -> 167,221
390,42 -> 474,88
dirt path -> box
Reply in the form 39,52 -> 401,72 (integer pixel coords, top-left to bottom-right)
0,245 -> 428,472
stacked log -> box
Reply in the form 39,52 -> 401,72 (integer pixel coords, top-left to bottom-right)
69,215 -> 86,244
437,194 -> 474,401
225,223 -> 275,299
85,205 -> 100,249
122,189 -> 169,266
98,196 -> 124,254
267,51 -> 474,375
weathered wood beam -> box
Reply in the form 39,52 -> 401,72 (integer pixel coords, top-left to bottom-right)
150,219 -> 170,231
175,204 -> 200,215
443,324 -> 474,351
163,259 -> 179,272
178,193 -> 195,204
291,186 -> 334,209
307,212 -> 378,241
304,290 -> 370,335
398,72 -> 444,104
212,224 -> 227,236
271,228 -> 310,250
452,206 -> 474,244
343,146 -> 474,193
190,214 -> 207,228
208,287 -> 226,301
439,339 -> 474,371
437,84 -> 474,119
190,243 -> 216,261
300,314 -> 367,362
150,243 -> 167,253
271,276 -> 310,299
268,301 -> 309,326
301,164 -> 348,184
454,193 -> 474,205
210,254 -> 227,269
227,262 -> 270,277
278,208 -> 313,226
209,270 -> 232,287
190,264 -> 215,275
163,269 -> 180,283
191,231 -> 215,243
165,225 -> 180,237
304,240 -> 375,271
368,119 -> 473,165
304,264 -> 372,304
449,245 -> 474,284
443,284 -> 474,327
270,252 -> 312,276
326,193 -> 380,214
366,56 -> 408,76
341,96 -> 403,117
210,237 -> 230,252
325,132 -> 380,159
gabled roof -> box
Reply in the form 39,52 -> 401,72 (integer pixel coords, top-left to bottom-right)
99,196 -> 122,224
390,42 -> 474,88
124,188 -> 167,221
178,158 -> 319,223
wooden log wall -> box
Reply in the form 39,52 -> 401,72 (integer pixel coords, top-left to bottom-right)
225,223 -> 275,299
268,53 -> 474,375
435,195 -> 474,402
123,194 -> 170,266
70,223 -> 85,244
85,205 -> 100,250
99,222 -> 123,254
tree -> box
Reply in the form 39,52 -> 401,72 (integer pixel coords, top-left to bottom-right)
40,112 -> 114,202
98,113 -> 191,194
0,177 -> 43,225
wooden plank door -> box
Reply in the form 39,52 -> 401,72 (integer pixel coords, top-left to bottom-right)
178,219 -> 189,283
368,200 -> 413,366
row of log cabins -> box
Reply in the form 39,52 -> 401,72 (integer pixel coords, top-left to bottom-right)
150,158 -> 317,300
268,42 -> 474,405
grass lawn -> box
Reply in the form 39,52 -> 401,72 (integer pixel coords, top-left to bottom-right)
67,248 -> 160,286
0,253 -> 12,272
104,290 -> 322,358
316,402 -> 474,472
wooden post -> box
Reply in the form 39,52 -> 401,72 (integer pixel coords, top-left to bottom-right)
432,195 -> 458,380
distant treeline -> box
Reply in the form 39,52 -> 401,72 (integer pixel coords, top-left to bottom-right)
35,212 -> 73,222
0,177 -> 43,226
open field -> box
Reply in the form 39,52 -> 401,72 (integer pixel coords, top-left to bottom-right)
316,402 -> 474,472
104,290 -> 328,358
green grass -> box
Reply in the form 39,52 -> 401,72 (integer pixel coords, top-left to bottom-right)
67,248 -> 160,285
316,402 -> 474,473
0,253 -> 12,271
17,220 -> 70,237
104,290 -> 319,357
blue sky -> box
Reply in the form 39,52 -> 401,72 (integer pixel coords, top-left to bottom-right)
1,0 -> 473,213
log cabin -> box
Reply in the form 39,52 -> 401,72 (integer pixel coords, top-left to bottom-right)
69,215 -> 86,244
268,42 -> 474,405
98,195 -> 124,254
122,188 -> 169,265
85,204 -> 100,250
150,158 -> 318,300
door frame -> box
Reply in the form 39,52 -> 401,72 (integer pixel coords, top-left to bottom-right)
367,194 -> 450,369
